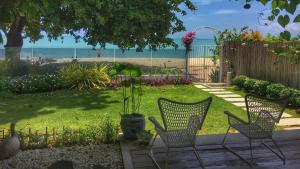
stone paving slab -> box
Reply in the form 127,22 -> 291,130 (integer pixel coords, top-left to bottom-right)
202,88 -> 225,92
216,94 -> 242,98
282,113 -> 293,118
278,118 -> 300,126
284,127 -> 300,130
222,97 -> 245,102
194,84 -> 207,89
231,102 -> 246,107
209,91 -> 233,95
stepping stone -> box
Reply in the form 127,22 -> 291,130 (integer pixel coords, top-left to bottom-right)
223,98 -> 245,102
231,102 -> 246,107
202,88 -> 225,92
194,84 -> 207,89
278,118 -> 300,126
216,94 -> 242,98
284,127 -> 300,130
209,91 -> 233,95
282,113 -> 292,118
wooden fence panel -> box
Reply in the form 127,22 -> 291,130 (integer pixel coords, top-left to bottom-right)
221,41 -> 300,89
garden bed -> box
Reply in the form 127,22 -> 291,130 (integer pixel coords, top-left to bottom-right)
0,144 -> 123,169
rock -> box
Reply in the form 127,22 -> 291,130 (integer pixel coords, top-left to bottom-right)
48,160 -> 73,169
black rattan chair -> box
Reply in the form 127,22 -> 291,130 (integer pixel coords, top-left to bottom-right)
148,97 -> 212,169
222,94 -> 290,166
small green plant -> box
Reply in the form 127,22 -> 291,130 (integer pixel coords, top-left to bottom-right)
253,80 -> 270,96
137,130 -> 153,146
100,114 -> 119,144
243,78 -> 256,92
233,75 -> 248,89
266,83 -> 285,98
59,62 -> 111,90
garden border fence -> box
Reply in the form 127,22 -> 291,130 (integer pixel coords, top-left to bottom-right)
221,41 -> 300,89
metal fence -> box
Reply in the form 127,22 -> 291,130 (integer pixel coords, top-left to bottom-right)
0,45 -> 220,82
188,45 -> 220,83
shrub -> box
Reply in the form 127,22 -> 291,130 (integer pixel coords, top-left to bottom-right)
266,83 -> 285,98
253,80 -> 270,96
280,88 -> 300,107
243,78 -> 256,92
137,130 -> 153,146
2,61 -> 32,77
100,114 -> 119,144
233,75 -> 248,88
6,74 -> 65,94
59,63 -> 111,90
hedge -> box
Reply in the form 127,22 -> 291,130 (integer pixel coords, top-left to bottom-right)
233,75 -> 300,107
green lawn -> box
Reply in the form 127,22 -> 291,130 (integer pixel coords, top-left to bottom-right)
0,85 -> 246,134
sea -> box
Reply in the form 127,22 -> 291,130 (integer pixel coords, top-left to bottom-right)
0,39 -> 216,60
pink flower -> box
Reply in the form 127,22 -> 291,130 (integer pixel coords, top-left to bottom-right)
182,32 -> 196,49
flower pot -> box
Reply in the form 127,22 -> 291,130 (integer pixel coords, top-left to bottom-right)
120,113 -> 145,140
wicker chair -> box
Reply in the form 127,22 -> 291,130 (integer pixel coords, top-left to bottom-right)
148,97 -> 212,169
222,94 -> 290,166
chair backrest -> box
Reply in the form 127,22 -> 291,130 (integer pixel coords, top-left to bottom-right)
245,94 -> 289,124
158,97 -> 212,131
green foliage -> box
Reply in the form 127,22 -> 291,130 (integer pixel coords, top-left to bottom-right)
137,130 -> 153,146
272,46 -> 300,64
5,74 -> 65,94
280,88 -> 300,107
253,80 -> 270,96
59,62 -> 111,90
100,114 -> 119,144
0,0 -> 196,55
240,0 -> 300,40
233,75 -> 248,88
266,83 -> 285,98
243,78 -> 256,92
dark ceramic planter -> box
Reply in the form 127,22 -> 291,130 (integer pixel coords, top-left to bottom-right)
120,114 -> 145,140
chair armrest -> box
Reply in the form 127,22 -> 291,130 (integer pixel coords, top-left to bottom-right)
148,116 -> 165,132
224,111 -> 248,125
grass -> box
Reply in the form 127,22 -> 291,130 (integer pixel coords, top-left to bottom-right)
226,87 -> 300,118
0,85 -> 246,134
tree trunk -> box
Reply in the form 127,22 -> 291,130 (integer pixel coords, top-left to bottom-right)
4,17 -> 25,63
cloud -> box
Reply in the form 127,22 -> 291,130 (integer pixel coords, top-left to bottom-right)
192,0 -> 225,5
256,22 -> 300,36
214,9 -> 241,15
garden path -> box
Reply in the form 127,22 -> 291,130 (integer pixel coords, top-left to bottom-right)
194,84 -> 300,130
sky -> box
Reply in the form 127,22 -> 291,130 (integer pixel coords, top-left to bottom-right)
174,0 -> 300,38
1,0 -> 300,48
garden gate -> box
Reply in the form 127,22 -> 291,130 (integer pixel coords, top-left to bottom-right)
188,45 -> 221,83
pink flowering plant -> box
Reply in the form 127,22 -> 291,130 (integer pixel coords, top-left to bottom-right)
182,31 -> 196,50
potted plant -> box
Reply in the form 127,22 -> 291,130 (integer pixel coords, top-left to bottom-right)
110,64 -> 145,140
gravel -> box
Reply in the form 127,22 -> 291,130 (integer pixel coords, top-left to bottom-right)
0,144 -> 123,169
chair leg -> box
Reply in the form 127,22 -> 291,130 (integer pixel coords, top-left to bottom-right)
222,127 -> 253,167
249,139 -> 254,163
222,126 -> 230,145
147,134 -> 162,169
262,139 -> 286,165
193,147 -> 206,169
165,148 -> 169,169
